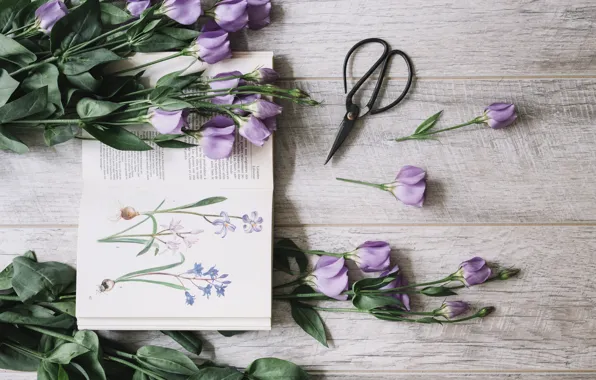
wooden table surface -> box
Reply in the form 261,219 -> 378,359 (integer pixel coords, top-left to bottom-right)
2,0 -> 596,378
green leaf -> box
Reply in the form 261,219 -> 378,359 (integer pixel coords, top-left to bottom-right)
188,367 -> 243,380
0,69 -> 18,106
133,34 -> 187,52
66,72 -> 102,92
132,371 -> 149,380
155,98 -> 194,111
160,331 -> 203,355
43,301 -> 76,317
136,238 -> 156,256
77,98 -> 123,119
46,343 -> 90,365
175,196 -> 228,210
0,126 -> 28,153
44,125 -> 78,146
155,140 -> 197,148
136,345 -> 199,375
420,286 -> 458,297
0,304 -> 75,328
38,361 -> 69,380
98,75 -> 138,99
0,33 -> 36,67
62,48 -> 122,76
0,261 -> 14,291
21,64 -> 63,115
351,272 -> 398,293
104,237 -> 148,244
273,239 -> 308,275
50,0 -> 102,53
116,253 -> 185,281
414,110 -> 443,135
11,256 -> 76,303
153,133 -> 185,142
159,27 -> 200,41
416,317 -> 442,324
156,70 -> 204,90
217,331 -> 246,337
290,302 -> 328,347
71,330 -> 107,380
244,358 -> 310,380
0,0 -> 28,34
82,124 -> 153,151
0,341 -> 40,371
0,86 -> 48,123
125,7 -> 155,39
352,294 -> 402,311
100,3 -> 131,25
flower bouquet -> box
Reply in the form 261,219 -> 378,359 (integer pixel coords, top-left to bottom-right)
0,0 -> 318,158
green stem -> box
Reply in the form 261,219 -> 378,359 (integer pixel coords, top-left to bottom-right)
272,276 -> 307,290
76,37 -> 129,54
23,326 -> 77,343
104,347 -> 136,360
112,51 -> 185,75
275,244 -> 346,258
336,177 -> 385,190
1,342 -> 45,360
104,355 -> 167,380
9,119 -> 79,125
312,307 -> 368,313
148,210 -> 244,220
364,276 -> 453,295
394,118 -> 485,142
10,56 -> 59,76
68,22 -> 135,54
9,22 -> 35,35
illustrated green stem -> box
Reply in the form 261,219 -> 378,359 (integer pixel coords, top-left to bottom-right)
112,51 -> 185,75
336,178 -> 385,190
148,210 -> 244,220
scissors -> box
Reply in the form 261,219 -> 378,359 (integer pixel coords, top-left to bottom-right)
324,38 -> 414,165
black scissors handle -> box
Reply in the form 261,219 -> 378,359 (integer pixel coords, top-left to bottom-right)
343,38 -> 414,115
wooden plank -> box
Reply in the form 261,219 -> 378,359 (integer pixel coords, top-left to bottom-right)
235,0 -> 596,78
2,79 -> 596,225
1,225 -> 596,371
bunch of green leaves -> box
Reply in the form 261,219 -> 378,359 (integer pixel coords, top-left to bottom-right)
0,251 -> 311,379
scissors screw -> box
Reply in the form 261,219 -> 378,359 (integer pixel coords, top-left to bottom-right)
347,112 -> 356,120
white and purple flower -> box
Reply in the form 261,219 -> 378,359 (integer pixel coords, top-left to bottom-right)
242,211 -> 263,233
213,211 -> 236,238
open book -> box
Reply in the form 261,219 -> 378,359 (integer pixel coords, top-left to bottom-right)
76,52 -> 274,330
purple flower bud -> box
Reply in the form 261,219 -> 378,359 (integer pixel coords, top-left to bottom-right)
244,99 -> 282,119
126,0 -> 151,17
148,108 -> 189,134
209,71 -> 244,91
309,256 -> 348,300
237,115 -> 271,146
212,0 -> 248,32
255,68 -> 279,84
484,102 -> 517,129
247,0 -> 271,30
438,301 -> 471,319
35,0 -> 68,34
456,257 -> 492,286
195,116 -> 236,159
193,29 -> 232,64
351,241 -> 391,273
161,0 -> 203,25
385,165 -> 426,207
379,266 -> 410,310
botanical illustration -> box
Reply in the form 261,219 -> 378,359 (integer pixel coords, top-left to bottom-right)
98,196 -> 264,256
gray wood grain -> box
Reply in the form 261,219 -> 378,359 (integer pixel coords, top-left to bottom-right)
2,226 -> 596,371
3,79 -> 596,225
233,0 -> 596,78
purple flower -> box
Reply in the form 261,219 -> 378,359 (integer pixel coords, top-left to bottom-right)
161,0 -> 203,25
247,0 -> 271,30
148,108 -> 189,134
244,99 -> 282,119
193,29 -> 232,64
351,241 -> 391,273
308,256 -> 348,300
211,95 -> 235,105
187,263 -> 204,276
386,165 -> 426,207
242,211 -> 263,233
252,68 -> 278,84
456,257 -> 492,286
236,115 -> 271,146
438,301 -> 471,319
184,291 -> 195,305
484,103 -> 517,129
263,116 -> 276,132
213,211 -> 236,238
211,0 -> 248,32
126,0 -> 151,17
379,266 -> 410,310
195,116 -> 236,159
209,71 -> 244,91
232,94 -> 260,116
35,0 -> 68,34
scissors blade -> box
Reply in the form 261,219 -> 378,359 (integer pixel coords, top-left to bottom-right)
324,115 -> 357,165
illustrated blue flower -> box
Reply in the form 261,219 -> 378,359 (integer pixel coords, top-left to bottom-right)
215,284 -> 227,297
198,284 -> 212,299
184,291 -> 196,306
213,211 -> 236,238
203,265 -> 219,279
242,211 -> 263,233
187,263 -> 204,276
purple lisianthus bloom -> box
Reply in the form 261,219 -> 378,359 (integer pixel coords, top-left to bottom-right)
242,211 -> 263,233
244,99 -> 282,119
438,301 -> 471,319
455,257 -> 492,286
247,0 -> 271,30
193,29 -> 232,64
161,0 -> 203,25
148,108 -> 189,134
35,0 -> 68,34
483,102 -> 517,129
385,165 -> 426,207
231,94 -> 260,115
308,256 -> 349,300
211,0 -> 248,32
379,266 -> 410,310
195,115 -> 236,159
262,116 -> 276,132
351,241 -> 391,273
236,115 -> 271,146
209,71 -> 244,91
126,0 -> 151,17
254,68 -> 278,84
